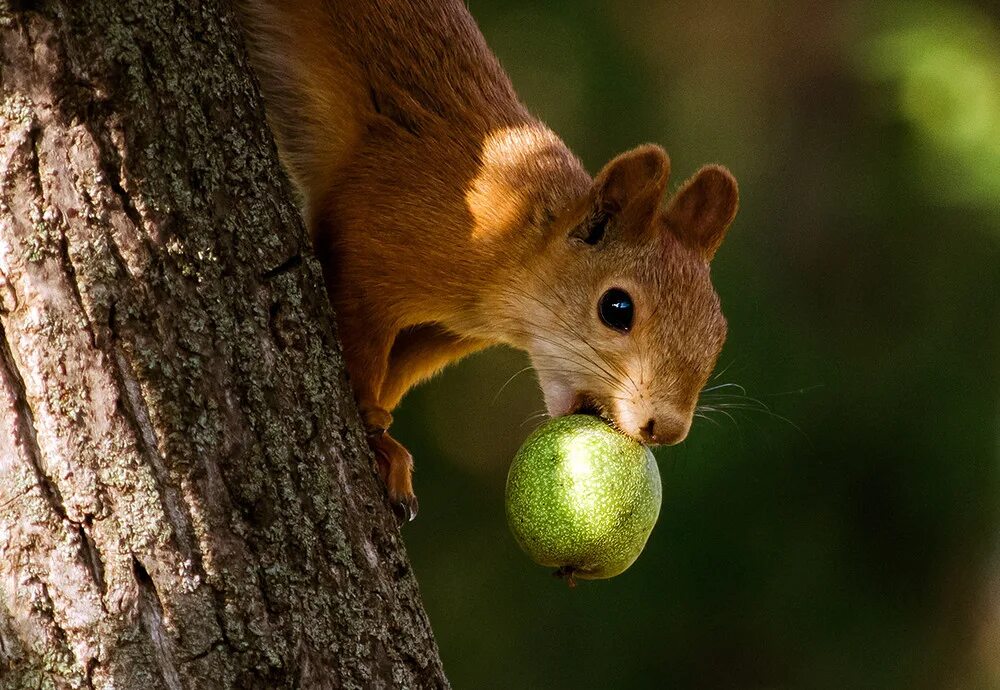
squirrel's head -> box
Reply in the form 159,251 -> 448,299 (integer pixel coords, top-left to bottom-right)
513,144 -> 738,445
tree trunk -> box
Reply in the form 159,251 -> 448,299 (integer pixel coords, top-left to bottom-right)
0,2 -> 448,688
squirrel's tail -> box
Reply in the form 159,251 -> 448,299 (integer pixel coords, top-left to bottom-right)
236,0 -> 366,226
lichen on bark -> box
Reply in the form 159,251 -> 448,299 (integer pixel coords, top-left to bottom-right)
0,2 -> 448,688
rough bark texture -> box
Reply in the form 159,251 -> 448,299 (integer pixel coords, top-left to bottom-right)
0,2 -> 448,687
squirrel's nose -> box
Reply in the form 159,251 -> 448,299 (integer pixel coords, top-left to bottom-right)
638,412 -> 690,446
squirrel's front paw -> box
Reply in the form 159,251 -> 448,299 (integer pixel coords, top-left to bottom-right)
368,429 -> 418,522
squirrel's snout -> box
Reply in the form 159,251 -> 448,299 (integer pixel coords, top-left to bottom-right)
630,409 -> 691,446
566,390 -> 692,446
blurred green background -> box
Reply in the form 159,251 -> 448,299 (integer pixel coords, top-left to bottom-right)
393,1 -> 1000,687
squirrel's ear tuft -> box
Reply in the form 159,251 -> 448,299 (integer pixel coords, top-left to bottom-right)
665,165 -> 738,261
593,144 -> 671,218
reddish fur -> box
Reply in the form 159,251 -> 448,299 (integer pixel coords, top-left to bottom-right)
239,0 -> 740,519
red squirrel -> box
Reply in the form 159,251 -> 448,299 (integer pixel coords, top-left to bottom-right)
239,0 -> 739,520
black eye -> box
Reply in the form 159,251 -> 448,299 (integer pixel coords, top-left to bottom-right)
598,288 -> 634,332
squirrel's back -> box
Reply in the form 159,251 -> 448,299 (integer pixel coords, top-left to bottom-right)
240,0 -> 535,220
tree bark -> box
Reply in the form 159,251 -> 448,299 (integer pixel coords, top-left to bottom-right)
0,2 -> 447,688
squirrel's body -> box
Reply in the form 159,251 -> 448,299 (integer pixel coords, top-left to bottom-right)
241,0 -> 740,519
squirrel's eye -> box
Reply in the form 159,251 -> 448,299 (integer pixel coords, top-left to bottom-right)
598,288 -> 634,332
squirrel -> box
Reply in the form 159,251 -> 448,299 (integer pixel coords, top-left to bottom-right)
238,0 -> 739,521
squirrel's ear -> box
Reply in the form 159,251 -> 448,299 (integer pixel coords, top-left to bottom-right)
594,144 -> 670,216
572,145 -> 670,244
665,165 -> 738,261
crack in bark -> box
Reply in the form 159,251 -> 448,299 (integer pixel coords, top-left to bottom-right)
179,639 -> 222,664
57,229 -> 97,348
132,556 -> 183,690
94,128 -> 145,232
261,252 -> 302,280
205,574 -> 233,657
34,577 -> 76,671
110,346 -> 197,563
27,121 -> 43,194
267,300 -> 287,351
108,340 -> 234,656
0,267 -> 19,314
0,319 -> 71,525
76,519 -> 106,599
84,657 -> 98,690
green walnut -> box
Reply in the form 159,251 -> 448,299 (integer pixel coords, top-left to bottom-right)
505,414 -> 662,582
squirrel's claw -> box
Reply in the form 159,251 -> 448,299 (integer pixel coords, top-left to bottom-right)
392,494 -> 419,523
368,427 -> 418,523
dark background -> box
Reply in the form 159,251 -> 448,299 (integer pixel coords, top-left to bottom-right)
394,1 -> 1000,687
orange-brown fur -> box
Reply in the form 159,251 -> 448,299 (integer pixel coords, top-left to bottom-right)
239,0 -> 739,520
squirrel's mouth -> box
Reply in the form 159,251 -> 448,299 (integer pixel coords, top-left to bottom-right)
536,378 -> 633,439
569,392 -> 622,434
